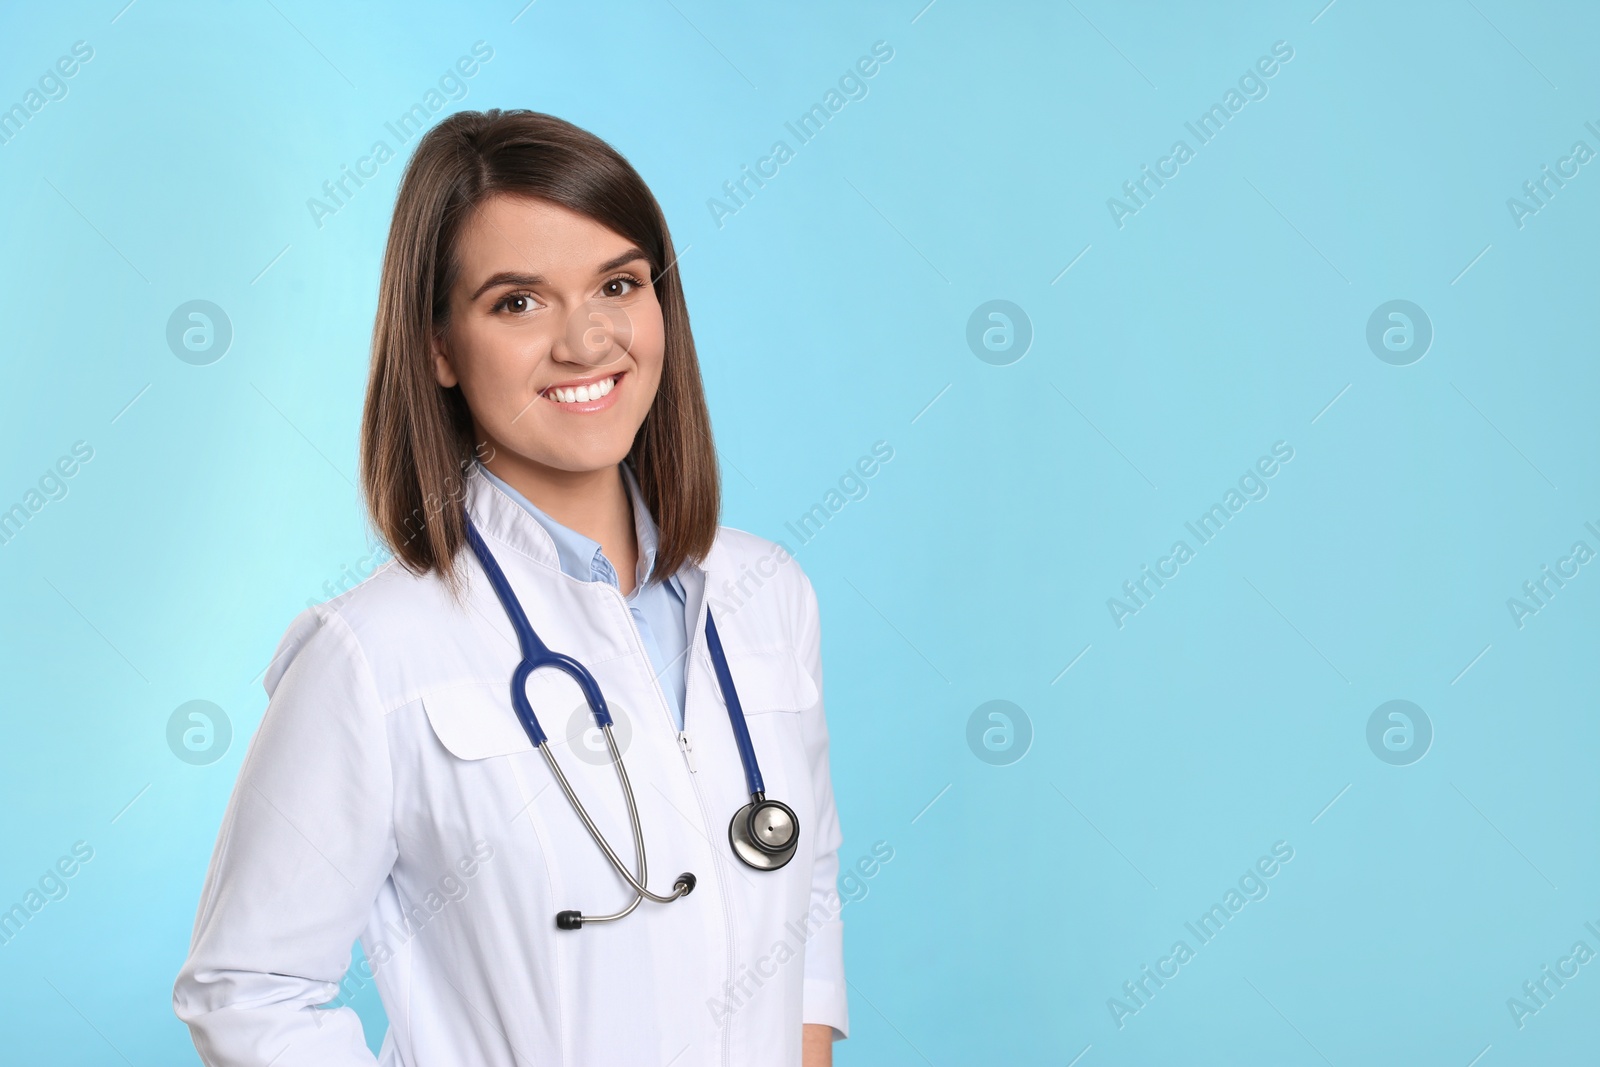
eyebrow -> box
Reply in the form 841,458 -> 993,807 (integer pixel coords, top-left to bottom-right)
469,248 -> 652,301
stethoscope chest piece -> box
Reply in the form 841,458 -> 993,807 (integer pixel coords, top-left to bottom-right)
729,795 -> 799,871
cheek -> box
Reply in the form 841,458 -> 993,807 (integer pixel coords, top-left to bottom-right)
629,304 -> 667,384
463,317 -> 544,384
451,328 -> 546,426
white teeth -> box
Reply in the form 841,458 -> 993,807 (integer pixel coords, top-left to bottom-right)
548,376 -> 616,404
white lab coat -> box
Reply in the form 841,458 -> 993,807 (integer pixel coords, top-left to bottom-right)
173,467 -> 848,1066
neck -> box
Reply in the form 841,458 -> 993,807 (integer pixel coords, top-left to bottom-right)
483,451 -> 639,594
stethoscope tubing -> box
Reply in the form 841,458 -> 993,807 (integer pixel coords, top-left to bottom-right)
463,507 -> 793,920
465,512 -> 768,800
701,607 -> 764,798
546,731 -> 644,924
466,516 -> 687,907
470,515 -> 616,743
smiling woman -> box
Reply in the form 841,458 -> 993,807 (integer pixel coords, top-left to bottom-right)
173,109 -> 847,1067
360,111 -> 720,599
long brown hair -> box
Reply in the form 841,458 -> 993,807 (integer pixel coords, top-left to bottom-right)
360,109 -> 720,599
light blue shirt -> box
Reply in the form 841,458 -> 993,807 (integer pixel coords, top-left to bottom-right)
475,460 -> 690,729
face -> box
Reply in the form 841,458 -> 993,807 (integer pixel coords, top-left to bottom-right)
431,194 -> 665,478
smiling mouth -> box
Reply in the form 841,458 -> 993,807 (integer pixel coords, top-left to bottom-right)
541,372 -> 622,405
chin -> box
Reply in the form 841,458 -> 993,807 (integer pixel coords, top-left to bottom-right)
522,439 -> 637,475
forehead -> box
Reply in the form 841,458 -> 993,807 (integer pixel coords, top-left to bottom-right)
453,193 -> 640,276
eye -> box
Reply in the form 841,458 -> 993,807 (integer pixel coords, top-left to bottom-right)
491,290 -> 539,315
600,272 -> 647,299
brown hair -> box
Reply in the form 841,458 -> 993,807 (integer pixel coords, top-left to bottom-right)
359,109 -> 720,599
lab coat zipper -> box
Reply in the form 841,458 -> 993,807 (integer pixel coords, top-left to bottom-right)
604,583 -> 736,1067
680,592 -> 738,1067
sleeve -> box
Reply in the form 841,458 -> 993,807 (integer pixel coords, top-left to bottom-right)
172,608 -> 399,1066
794,569 -> 849,1040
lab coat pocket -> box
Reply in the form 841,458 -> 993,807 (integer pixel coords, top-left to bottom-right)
421,682 -> 531,760
421,670 -> 592,760
413,674 -> 627,895
721,646 -> 818,715
720,647 -> 817,815
719,646 -> 821,894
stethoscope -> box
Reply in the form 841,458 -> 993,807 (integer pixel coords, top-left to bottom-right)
464,511 -> 800,931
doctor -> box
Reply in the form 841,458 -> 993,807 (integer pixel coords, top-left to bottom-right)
173,109 -> 847,1066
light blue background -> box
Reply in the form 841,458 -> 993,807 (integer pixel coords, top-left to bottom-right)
2,1 -> 1597,1063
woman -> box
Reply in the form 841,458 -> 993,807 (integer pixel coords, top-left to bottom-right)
174,109 -> 847,1067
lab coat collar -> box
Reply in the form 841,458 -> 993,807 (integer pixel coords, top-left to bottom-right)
618,458 -> 665,592
463,460 -> 723,582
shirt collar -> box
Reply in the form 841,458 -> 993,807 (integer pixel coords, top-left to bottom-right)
471,459 -> 681,595
618,458 -> 669,592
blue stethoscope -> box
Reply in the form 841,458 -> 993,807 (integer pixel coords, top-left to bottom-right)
464,512 -> 799,931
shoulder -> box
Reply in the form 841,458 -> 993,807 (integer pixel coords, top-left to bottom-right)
710,524 -> 814,587
709,526 -> 827,694
706,524 -> 819,632
262,556 -> 459,702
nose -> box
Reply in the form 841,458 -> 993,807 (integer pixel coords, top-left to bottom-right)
553,301 -> 635,368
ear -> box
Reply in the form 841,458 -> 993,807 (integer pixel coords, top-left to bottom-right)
430,332 -> 459,388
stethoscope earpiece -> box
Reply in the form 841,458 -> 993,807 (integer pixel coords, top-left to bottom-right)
554,872 -> 694,930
